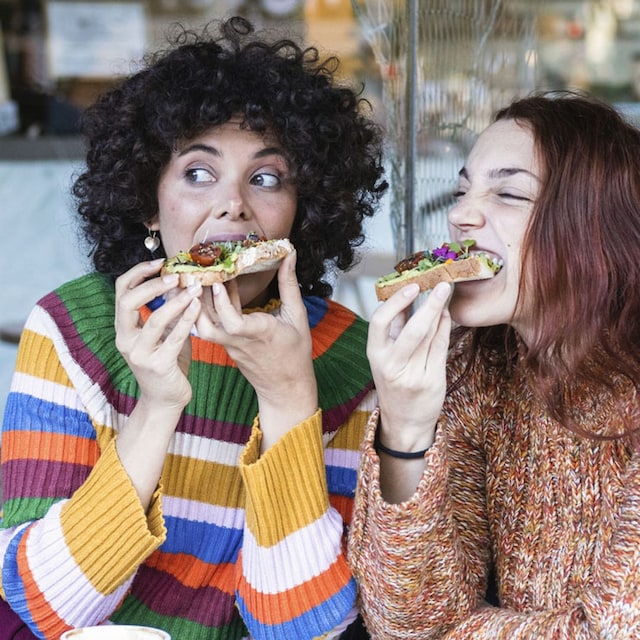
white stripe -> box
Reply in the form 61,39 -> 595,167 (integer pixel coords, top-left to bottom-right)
169,431 -> 244,465
324,447 -> 359,471
10,372 -> 86,413
25,501 -> 132,626
162,495 -> 244,529
241,508 -> 343,593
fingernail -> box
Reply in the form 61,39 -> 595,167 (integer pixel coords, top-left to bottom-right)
187,282 -> 201,295
162,274 -> 179,285
150,258 -> 165,267
212,283 -> 221,295
403,283 -> 420,297
434,282 -> 451,300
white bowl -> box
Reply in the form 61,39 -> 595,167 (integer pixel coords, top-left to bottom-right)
60,625 -> 170,640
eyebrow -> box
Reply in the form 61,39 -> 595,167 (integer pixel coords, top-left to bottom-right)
177,143 -> 287,160
458,166 -> 539,181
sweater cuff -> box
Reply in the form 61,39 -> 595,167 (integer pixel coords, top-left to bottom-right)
362,408 -> 448,518
240,409 -> 328,547
60,439 -> 166,593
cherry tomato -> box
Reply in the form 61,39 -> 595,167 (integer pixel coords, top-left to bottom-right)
189,242 -> 223,266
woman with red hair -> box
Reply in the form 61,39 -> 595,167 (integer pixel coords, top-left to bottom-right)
351,91 -> 640,638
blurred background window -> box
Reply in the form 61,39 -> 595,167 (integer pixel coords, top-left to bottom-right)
1,0 -> 640,420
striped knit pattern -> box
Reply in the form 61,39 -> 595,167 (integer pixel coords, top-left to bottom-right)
349,348 -> 640,639
0,272 -> 376,640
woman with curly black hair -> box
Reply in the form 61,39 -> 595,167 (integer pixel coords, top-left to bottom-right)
0,16 -> 386,640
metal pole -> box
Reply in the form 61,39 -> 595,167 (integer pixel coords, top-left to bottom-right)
403,0 -> 418,258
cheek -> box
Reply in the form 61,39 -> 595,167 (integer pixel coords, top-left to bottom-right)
259,204 -> 297,237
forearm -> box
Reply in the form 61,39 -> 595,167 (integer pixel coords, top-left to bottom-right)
349,411 -> 490,639
115,396 -> 184,510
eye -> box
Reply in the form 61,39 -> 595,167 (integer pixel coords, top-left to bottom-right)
251,172 -> 281,188
185,167 -> 214,183
452,185 -> 468,199
498,192 -> 533,202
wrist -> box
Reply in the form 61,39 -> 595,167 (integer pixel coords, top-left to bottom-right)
373,428 -> 432,459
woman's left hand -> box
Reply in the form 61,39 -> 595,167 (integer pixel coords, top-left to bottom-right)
195,251 -> 317,450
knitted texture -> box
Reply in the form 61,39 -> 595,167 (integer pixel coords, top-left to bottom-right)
0,272 -> 376,640
349,346 -> 640,639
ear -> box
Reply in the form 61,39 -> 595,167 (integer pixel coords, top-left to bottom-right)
145,216 -> 160,232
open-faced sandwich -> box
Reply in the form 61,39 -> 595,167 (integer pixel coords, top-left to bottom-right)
374,239 -> 502,301
161,232 -> 294,287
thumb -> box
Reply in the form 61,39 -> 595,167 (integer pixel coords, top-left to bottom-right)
277,250 -> 304,310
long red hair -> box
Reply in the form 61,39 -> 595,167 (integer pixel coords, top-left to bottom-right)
454,91 -> 640,436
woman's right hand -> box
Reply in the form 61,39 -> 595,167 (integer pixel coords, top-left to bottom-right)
114,259 -> 202,411
367,281 -> 452,454
112,259 -> 204,509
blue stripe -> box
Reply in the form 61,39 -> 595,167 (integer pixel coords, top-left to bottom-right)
2,527 -> 45,639
160,516 -> 242,564
302,296 -> 328,328
326,465 -> 357,498
3,392 -> 97,439
236,577 -> 357,640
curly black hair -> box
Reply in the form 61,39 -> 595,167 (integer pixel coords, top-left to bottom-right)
71,16 -> 388,298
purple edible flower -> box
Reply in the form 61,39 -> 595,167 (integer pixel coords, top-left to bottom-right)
432,245 -> 459,261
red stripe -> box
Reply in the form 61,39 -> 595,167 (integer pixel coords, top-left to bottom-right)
237,553 -> 352,625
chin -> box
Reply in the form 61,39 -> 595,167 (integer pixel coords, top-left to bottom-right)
449,297 -> 502,329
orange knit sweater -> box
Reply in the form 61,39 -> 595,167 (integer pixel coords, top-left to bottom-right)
349,352 -> 640,639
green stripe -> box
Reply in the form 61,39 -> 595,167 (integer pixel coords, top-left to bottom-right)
110,597 -> 247,640
2,497 -> 62,527
187,361 -> 257,425
314,316 -> 371,409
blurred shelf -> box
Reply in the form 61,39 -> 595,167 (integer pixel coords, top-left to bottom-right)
0,135 -> 85,160
0,321 -> 23,345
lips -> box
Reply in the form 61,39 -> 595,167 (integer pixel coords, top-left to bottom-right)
198,232 -> 253,243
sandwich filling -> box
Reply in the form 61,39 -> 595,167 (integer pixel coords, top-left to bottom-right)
164,232 -> 269,275
377,239 -> 502,287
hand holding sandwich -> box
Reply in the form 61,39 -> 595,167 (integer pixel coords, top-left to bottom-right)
367,280 -> 452,502
113,258 -> 203,509
195,251 -> 318,451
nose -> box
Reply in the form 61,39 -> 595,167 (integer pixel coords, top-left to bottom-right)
215,197 -> 246,220
447,193 -> 486,232
214,182 -> 248,220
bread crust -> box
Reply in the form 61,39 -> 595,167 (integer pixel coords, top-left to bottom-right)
161,238 -> 294,287
375,255 -> 496,301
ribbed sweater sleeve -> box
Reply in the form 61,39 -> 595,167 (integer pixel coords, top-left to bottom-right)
0,304 -> 166,639
237,409 -> 358,639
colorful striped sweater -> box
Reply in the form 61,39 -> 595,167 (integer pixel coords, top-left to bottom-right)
349,346 -> 640,639
0,272 -> 376,640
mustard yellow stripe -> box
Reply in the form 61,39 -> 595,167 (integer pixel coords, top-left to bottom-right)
328,409 -> 368,450
240,411 -> 327,547
161,454 -> 244,506
60,440 -> 166,593
92,422 -> 117,453
15,329 -> 73,387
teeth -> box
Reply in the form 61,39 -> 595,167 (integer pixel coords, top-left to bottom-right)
470,250 -> 503,264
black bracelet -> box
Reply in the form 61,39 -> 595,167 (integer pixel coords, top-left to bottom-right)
373,428 -> 430,459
